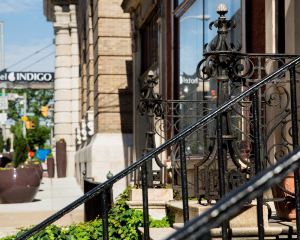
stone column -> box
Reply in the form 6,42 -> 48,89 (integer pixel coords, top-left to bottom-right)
53,5 -> 79,177
70,4 -> 80,177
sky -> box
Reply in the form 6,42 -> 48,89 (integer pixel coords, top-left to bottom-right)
0,0 -> 55,72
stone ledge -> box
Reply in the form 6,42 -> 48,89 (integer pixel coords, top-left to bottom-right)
138,223 -> 298,239
138,227 -> 176,240
127,200 -> 168,220
173,223 -> 296,237
127,200 -> 166,208
129,188 -> 173,202
167,201 -> 269,228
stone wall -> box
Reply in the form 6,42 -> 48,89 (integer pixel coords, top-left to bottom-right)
93,0 -> 133,134
75,0 -> 133,197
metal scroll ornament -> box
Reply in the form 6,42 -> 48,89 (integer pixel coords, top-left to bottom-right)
137,70 -> 165,187
138,70 -> 164,118
195,4 -> 251,203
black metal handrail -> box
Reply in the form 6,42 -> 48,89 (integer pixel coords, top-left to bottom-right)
165,147 -> 300,240
16,56 -> 300,240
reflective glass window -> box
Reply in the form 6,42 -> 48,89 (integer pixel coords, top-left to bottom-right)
179,0 -> 241,100
176,0 -> 241,154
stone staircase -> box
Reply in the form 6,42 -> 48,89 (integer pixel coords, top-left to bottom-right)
137,199 -> 298,240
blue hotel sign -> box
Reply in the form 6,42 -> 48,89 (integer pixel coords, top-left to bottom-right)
0,71 -> 54,83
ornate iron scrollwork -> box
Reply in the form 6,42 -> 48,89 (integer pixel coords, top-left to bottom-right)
137,69 -> 166,187
195,4 -> 251,203
138,70 -> 164,118
193,4 -> 300,203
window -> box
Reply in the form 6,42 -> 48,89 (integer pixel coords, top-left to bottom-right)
176,0 -> 241,101
140,10 -> 160,74
174,0 -> 242,154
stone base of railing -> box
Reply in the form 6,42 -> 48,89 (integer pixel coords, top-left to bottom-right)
138,220 -> 297,240
127,188 -> 173,219
167,200 -> 269,228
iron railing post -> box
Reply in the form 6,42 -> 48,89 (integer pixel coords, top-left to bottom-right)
101,189 -> 109,240
216,113 -> 229,239
290,66 -> 300,240
141,162 -> 150,240
179,138 -> 189,223
252,91 -> 264,239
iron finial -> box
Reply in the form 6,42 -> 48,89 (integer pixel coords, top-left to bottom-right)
217,3 -> 228,17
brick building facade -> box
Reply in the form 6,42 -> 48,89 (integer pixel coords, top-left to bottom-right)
44,0 -> 133,196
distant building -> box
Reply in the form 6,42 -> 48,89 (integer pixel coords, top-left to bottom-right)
43,0 -> 132,197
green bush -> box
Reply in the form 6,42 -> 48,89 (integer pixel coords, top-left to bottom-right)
13,135 -> 28,167
1,189 -> 171,240
5,138 -> 11,152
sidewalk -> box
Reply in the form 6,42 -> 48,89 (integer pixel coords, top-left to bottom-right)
0,177 -> 84,238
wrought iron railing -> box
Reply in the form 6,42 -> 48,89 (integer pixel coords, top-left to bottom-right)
15,55 -> 300,240
157,53 -> 300,200
149,51 -> 300,201
16,5 -> 300,240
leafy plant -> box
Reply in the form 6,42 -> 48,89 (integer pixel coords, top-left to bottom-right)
13,135 -> 28,167
0,131 -> 4,153
108,189 -> 143,240
5,138 -> 11,152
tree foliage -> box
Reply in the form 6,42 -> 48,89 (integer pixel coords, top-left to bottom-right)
26,117 -> 50,150
7,89 -> 53,122
10,117 -> 50,166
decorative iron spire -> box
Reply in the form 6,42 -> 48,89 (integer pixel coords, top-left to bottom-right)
207,3 -> 240,52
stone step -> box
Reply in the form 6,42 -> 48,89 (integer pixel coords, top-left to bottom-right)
139,225 -> 298,239
166,200 -> 298,239
127,188 -> 173,220
167,200 -> 269,228
138,227 -> 176,240
172,220 -> 297,239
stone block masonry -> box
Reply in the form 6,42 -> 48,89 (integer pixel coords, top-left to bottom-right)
75,0 -> 133,198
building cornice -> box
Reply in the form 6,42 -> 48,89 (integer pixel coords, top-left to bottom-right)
51,0 -> 77,4
44,0 -> 77,22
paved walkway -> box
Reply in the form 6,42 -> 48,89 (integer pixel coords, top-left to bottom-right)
0,177 -> 84,238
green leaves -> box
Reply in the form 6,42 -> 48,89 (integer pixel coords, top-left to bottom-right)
13,135 -> 28,167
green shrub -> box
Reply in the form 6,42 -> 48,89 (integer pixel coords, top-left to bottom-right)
1,189 -> 171,240
13,135 -> 28,167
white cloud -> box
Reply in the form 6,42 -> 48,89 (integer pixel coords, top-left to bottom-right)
0,0 -> 40,14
